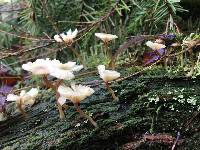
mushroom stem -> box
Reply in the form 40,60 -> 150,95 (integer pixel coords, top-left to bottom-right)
43,75 -> 55,89
57,102 -> 65,120
109,58 -> 116,70
55,81 -> 66,120
62,104 -> 69,110
74,103 -> 97,128
105,82 -> 119,101
43,76 -> 66,119
55,79 -> 63,88
104,43 -> 113,69
68,46 -> 86,68
43,76 -> 68,119
17,99 -> 27,118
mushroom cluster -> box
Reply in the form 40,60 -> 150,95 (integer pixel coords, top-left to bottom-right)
22,58 -> 83,80
5,29 -> 121,128
21,58 -> 83,119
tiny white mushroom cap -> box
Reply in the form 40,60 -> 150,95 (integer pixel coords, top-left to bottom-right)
49,59 -> 83,80
59,29 -> 78,44
95,33 -> 118,43
71,64 -> 84,72
146,41 -> 166,51
66,28 -> 78,39
54,29 -> 78,44
57,96 -> 66,106
20,90 -> 26,97
6,94 -> 20,102
50,69 -> 75,80
22,58 -> 52,75
51,60 -> 83,72
23,88 -> 38,106
63,61 -> 76,68
26,88 -> 39,98
51,60 -> 75,69
54,34 -> 63,42
6,88 -> 39,106
57,84 -> 95,105
97,65 -> 106,74
60,33 -> 67,41
97,65 -> 120,82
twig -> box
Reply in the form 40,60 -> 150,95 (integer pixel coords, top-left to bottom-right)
171,132 -> 181,150
114,56 -> 164,83
0,42 -> 54,59
0,29 -> 51,41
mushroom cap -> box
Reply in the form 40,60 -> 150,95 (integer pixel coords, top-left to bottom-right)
54,29 -> 78,44
97,65 -> 120,82
95,33 -> 118,43
54,34 -> 63,42
49,60 -> 83,80
6,88 -> 38,106
51,60 -> 83,71
50,69 -> 75,80
146,41 -> 166,51
22,58 -> 52,75
58,84 -> 95,104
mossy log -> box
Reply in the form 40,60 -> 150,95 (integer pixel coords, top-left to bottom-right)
1,75 -> 200,149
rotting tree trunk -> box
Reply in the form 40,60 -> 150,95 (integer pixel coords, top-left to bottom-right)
1,75 -> 200,149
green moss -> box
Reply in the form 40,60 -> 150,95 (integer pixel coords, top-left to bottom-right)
1,75 -> 200,149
